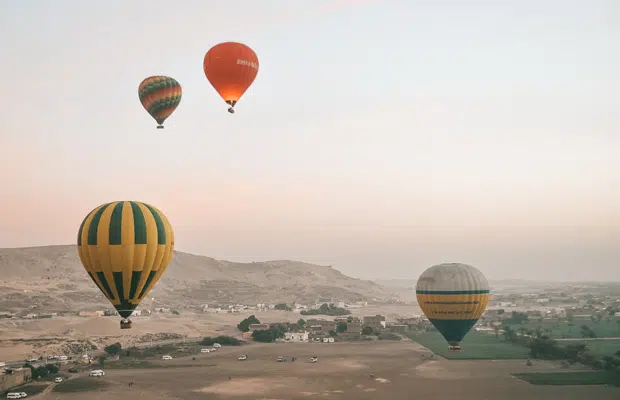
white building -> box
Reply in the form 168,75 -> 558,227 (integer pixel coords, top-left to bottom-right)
284,331 -> 309,342
322,337 -> 335,343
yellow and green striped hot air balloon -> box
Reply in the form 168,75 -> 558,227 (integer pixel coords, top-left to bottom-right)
416,263 -> 489,351
77,201 -> 174,329
138,76 -> 182,129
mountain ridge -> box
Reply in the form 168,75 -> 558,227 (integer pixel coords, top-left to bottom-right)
0,245 -> 404,313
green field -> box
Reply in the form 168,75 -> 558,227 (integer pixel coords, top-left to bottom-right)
52,377 -> 110,393
514,371 -> 620,386
504,317 -> 620,339
557,339 -> 620,358
407,331 -> 531,360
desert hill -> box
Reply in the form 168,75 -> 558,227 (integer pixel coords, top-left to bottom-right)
0,245 -> 404,313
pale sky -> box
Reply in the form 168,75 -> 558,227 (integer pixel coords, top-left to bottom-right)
1,0 -> 618,281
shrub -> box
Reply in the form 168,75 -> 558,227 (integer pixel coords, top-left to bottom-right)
201,336 -> 241,346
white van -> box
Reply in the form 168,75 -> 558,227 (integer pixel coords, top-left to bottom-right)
161,355 -> 173,360
200,349 -> 210,353
6,393 -> 23,399
58,356 -> 68,361
212,343 -> 221,348
89,370 -> 105,377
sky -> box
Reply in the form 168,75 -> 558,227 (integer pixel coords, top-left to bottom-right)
1,0 -> 618,281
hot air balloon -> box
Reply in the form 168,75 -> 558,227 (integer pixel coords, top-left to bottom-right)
203,42 -> 259,114
416,263 -> 490,351
138,76 -> 182,129
77,201 -> 174,329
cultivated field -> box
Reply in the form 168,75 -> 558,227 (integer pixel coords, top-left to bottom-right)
13,340 -> 619,400
406,331 -> 532,360
504,317 -> 620,339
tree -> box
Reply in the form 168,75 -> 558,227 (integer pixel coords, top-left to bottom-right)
35,366 -> 49,379
528,337 -> 562,359
97,355 -> 107,368
497,309 -> 505,315
274,303 -> 292,311
252,330 -> 275,343
45,364 -> 59,374
104,342 -> 122,356
505,311 -> 529,324
201,336 -> 241,346
171,310 -> 180,315
237,315 -> 260,332
502,326 -> 517,342
564,343 -> 588,364
269,323 -> 287,340
297,318 -> 306,328
361,326 -> 374,336
580,324 -> 597,338
328,330 -> 337,337
23,364 -> 37,379
336,322 -> 348,333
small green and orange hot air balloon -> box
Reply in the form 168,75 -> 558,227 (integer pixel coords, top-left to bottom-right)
138,76 -> 182,129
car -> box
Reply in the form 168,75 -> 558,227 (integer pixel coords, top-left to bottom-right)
210,348 -> 216,352
58,356 -> 68,361
89,370 -> 105,377
0,362 -> 5,367
277,356 -> 285,362
161,355 -> 173,360
238,355 -> 247,361
6,393 -> 25,399
200,349 -> 210,353
26,358 -> 38,363
310,356 -> 318,363
212,343 -> 222,348
54,377 -> 63,383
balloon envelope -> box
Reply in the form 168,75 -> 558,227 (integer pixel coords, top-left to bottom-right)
416,263 -> 489,348
138,76 -> 182,128
203,42 -> 259,108
77,201 -> 174,327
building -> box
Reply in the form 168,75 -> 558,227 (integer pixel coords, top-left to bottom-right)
0,368 -> 32,393
322,337 -> 335,343
363,315 -> 386,331
306,319 -> 336,334
284,331 -> 309,342
78,311 -> 104,317
248,323 -> 270,332
396,317 -> 420,326
389,324 -> 408,334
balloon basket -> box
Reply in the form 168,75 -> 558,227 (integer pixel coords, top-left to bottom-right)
227,107 -> 235,114
448,345 -> 461,352
156,125 -> 164,129
120,319 -> 132,329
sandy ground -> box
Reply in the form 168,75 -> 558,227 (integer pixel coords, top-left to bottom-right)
0,306 -> 421,361
26,340 -> 620,400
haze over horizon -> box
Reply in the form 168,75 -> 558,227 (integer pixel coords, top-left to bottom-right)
1,0 -> 618,282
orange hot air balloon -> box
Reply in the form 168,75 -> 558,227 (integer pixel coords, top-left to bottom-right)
203,42 -> 259,114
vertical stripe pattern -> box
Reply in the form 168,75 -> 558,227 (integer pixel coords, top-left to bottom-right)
77,201 -> 174,318
416,263 -> 490,346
